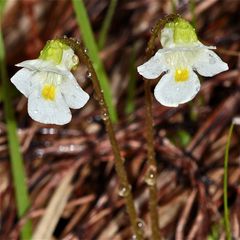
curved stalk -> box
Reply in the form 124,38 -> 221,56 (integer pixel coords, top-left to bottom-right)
143,14 -> 179,240
60,37 -> 143,240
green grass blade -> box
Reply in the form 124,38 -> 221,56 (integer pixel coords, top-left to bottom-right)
189,0 -> 196,28
125,47 -> 137,115
171,0 -> 177,13
0,5 -> 32,239
71,0 -> 117,122
223,122 -> 234,240
98,0 -> 118,50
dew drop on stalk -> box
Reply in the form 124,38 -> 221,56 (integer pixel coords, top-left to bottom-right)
35,149 -> 44,158
102,112 -> 109,121
93,92 -> 99,101
118,184 -> 131,197
84,48 -> 88,53
87,71 -> 92,78
72,55 -> 79,65
136,218 -> 145,235
99,99 -> 104,106
144,165 -> 157,186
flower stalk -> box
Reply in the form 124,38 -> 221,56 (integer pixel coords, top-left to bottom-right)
143,14 -> 179,240
140,14 -> 228,240
60,37 -> 143,240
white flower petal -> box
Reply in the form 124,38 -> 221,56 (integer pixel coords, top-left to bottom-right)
137,50 -> 167,79
28,87 -> 72,125
16,59 -> 69,76
154,70 -> 200,107
60,73 -> 89,109
160,27 -> 175,48
10,68 -> 34,97
16,59 -> 49,70
193,49 -> 228,77
60,48 -> 78,70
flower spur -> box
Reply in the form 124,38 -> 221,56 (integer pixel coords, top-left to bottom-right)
137,17 -> 229,107
11,40 -> 89,125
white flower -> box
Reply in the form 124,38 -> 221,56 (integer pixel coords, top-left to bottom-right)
137,18 -> 229,107
11,40 -> 89,125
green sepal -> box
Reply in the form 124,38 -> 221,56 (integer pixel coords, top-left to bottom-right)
165,17 -> 198,44
39,40 -> 69,64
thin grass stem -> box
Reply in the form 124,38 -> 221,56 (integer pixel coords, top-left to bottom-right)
125,47 -> 137,115
189,0 -> 196,28
71,0 -> 118,122
60,37 -> 143,240
98,0 -> 118,50
0,4 -> 32,239
223,122 -> 234,240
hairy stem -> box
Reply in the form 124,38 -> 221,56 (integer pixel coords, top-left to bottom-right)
143,78 -> 161,240
143,14 -> 179,240
60,38 -> 143,240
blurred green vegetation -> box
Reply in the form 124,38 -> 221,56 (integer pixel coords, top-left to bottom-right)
0,1 -> 32,239
72,0 -> 118,122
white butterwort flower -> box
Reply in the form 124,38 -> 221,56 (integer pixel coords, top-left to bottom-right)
137,18 -> 229,107
11,40 -> 89,125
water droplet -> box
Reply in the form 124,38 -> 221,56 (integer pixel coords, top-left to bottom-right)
63,35 -> 67,39
151,27 -> 154,33
72,55 -> 79,65
118,185 -> 131,197
136,218 -> 145,236
131,235 -> 137,240
76,40 -> 80,45
99,99 -> 104,106
144,165 -> 157,186
84,48 -> 88,53
137,219 -> 145,229
93,92 -> 100,101
87,71 -> 92,78
35,149 -> 44,157
59,145 -> 68,152
195,86 -> 200,91
41,128 -> 57,135
209,54 -> 216,64
69,144 -> 75,152
102,112 -> 109,121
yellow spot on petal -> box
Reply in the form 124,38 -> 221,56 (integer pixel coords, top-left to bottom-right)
175,68 -> 189,82
41,84 -> 56,101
